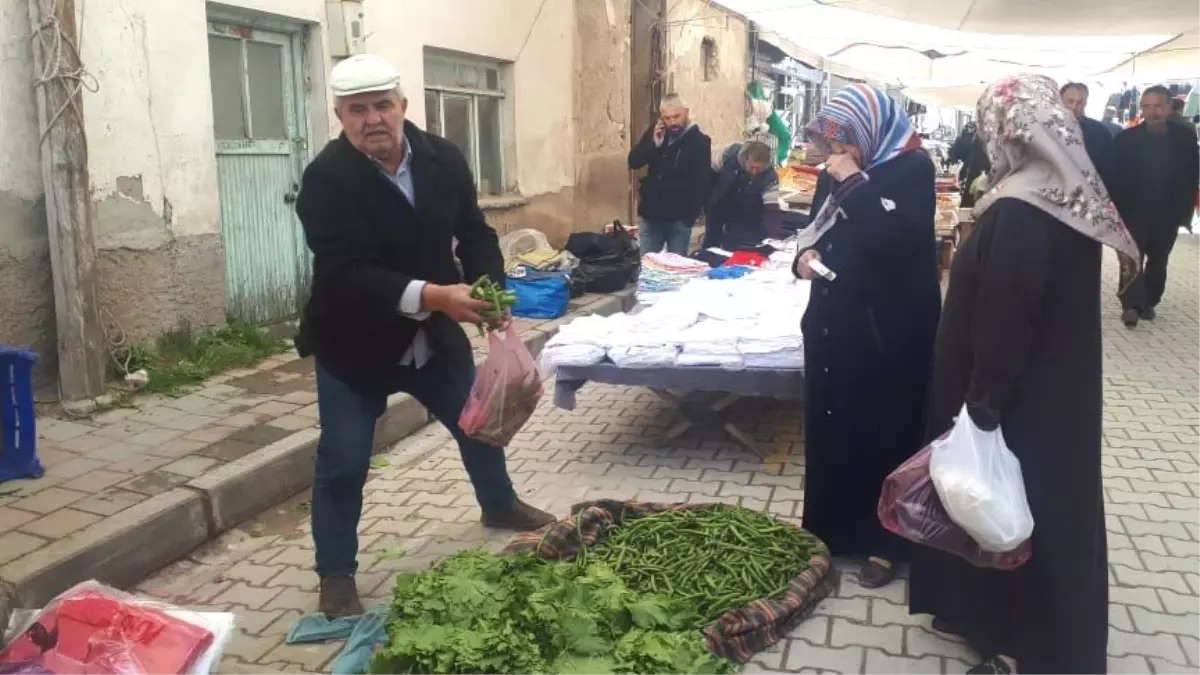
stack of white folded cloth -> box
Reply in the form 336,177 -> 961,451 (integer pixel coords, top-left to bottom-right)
634,302 -> 699,331
607,329 -> 682,368
742,350 -> 805,370
541,314 -> 632,368
738,318 -> 805,370
675,319 -> 747,368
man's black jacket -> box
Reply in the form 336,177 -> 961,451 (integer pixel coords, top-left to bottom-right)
628,124 -> 712,224
1112,121 -> 1200,229
295,120 -> 504,395
702,143 -> 778,250
1078,116 -> 1119,198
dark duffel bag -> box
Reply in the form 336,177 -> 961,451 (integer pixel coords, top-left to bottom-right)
565,221 -> 640,295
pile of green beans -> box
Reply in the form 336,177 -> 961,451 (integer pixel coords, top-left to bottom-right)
469,276 -> 517,336
581,507 -> 820,625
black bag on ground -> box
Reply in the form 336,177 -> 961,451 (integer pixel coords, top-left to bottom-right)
565,221 -> 640,295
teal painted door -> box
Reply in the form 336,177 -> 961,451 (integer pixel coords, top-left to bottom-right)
207,22 -> 310,325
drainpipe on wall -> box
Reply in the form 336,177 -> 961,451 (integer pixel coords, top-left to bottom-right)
27,0 -> 108,404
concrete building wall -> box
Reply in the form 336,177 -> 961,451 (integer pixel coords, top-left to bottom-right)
573,0 -> 633,234
666,0 -> 749,158
0,0 -> 609,387
0,0 -> 54,386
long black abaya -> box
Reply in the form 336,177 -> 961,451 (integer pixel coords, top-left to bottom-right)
908,198 -> 1108,673
798,150 -> 942,561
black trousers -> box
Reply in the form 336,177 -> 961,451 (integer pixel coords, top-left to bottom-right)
1120,212 -> 1183,311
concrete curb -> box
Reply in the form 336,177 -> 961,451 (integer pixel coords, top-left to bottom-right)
0,288 -> 636,609
1,490 -> 209,607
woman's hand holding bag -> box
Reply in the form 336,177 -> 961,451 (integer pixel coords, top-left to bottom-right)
929,405 -> 1035,553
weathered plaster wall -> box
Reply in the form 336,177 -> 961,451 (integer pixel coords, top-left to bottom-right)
666,0 -> 749,159
573,0 -> 633,232
80,0 -> 281,346
481,191 -> 576,249
0,0 -> 55,386
364,0 -> 576,199
0,0 -> 587,390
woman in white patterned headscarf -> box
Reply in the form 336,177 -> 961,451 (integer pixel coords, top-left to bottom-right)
907,74 -> 1139,675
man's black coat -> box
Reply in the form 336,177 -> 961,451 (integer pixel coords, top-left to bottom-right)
628,124 -> 712,224
295,120 -> 504,395
1112,121 -> 1200,229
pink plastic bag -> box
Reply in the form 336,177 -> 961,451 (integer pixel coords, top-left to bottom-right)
458,324 -> 544,447
878,445 -> 1032,570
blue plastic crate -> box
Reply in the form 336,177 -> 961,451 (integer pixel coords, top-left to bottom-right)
0,345 -> 43,482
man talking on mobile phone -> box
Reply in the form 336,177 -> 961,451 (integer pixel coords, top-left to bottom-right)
628,93 -> 713,255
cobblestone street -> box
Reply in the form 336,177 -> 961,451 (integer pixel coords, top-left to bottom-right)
132,236 -> 1200,674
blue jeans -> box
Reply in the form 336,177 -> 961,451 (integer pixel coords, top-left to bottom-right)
639,220 -> 692,255
311,356 -> 517,578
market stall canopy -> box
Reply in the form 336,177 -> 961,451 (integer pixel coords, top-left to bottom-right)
860,0 -> 1200,82
724,0 -> 1197,85
900,84 -> 989,110
812,0 -> 1194,37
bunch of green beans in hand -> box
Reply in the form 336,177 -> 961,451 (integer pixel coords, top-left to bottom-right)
580,506 -> 821,626
469,276 -> 517,336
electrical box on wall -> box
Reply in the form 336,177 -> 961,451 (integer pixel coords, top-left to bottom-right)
326,1 -> 365,58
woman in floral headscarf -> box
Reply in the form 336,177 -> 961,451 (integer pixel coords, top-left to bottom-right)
791,85 -> 941,588
908,75 -> 1139,674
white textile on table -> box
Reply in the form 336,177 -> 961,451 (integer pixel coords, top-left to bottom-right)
738,319 -> 804,354
608,345 -> 680,368
635,302 -> 700,331
541,313 -> 633,369
742,349 -> 805,370
541,341 -> 607,368
677,278 -> 733,300
674,319 -> 747,368
700,296 -> 766,321
675,351 -> 744,368
551,272 -> 813,370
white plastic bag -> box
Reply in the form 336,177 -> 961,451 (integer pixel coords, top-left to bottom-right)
929,405 -> 1034,553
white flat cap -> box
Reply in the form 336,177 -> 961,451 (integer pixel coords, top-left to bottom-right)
330,54 -> 401,97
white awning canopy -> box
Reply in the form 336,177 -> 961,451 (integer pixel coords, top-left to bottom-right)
722,0 -> 1199,87
816,0 -> 1195,37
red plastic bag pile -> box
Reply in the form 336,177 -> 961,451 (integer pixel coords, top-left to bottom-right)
0,583 -> 215,674
877,446 -> 1032,570
458,323 -> 544,447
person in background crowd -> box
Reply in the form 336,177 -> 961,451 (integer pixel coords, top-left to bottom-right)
628,94 -> 713,255
1170,97 -> 1187,123
1060,82 -> 1119,195
701,141 -> 779,251
294,54 -> 555,617
791,84 -> 941,589
1101,106 -> 1124,137
948,121 -> 977,181
960,135 -> 993,208
908,73 -> 1140,675
1112,85 -> 1200,328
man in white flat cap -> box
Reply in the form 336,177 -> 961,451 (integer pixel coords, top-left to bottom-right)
294,54 -> 555,617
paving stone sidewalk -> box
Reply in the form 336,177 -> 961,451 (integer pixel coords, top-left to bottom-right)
0,292 -> 633,610
59,238 -> 1200,672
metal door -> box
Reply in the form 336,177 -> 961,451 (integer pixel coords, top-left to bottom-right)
207,22 -> 310,325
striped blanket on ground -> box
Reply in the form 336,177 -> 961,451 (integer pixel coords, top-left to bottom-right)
502,499 -> 839,664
